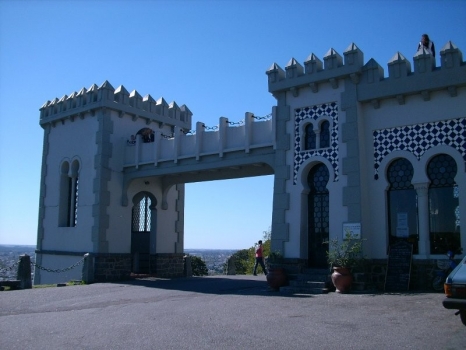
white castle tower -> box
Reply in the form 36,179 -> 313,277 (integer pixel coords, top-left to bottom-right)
35,82 -> 192,284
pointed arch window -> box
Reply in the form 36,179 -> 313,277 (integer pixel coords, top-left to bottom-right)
132,195 -> 152,232
305,124 -> 316,150
58,160 -> 79,227
387,158 -> 419,253
319,120 -> 330,148
427,154 -> 460,254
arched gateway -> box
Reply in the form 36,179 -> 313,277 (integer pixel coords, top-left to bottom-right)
35,42 -> 466,285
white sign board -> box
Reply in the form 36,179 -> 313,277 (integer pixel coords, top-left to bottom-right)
396,213 -> 409,237
343,222 -> 361,239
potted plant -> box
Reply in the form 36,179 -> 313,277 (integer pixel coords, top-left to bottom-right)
325,232 -> 364,293
266,251 -> 288,290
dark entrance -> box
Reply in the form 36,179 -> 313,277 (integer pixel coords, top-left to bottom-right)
307,163 -> 329,268
131,192 -> 155,274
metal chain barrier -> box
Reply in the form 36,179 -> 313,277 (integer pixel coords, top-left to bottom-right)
252,113 -> 272,120
31,256 -> 86,274
161,133 -> 174,139
226,120 -> 244,126
128,114 -> 271,141
0,260 -> 20,275
202,123 -> 219,131
204,113 -> 273,130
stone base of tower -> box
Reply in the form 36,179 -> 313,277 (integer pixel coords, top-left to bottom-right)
93,253 -> 186,281
34,251 -> 187,284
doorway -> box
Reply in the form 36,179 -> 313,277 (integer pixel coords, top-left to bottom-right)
131,192 -> 156,274
307,163 -> 329,268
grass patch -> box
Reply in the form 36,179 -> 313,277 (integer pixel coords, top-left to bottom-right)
33,280 -> 85,288
1,280 -> 86,291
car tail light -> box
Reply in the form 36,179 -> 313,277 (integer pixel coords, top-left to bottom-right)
444,283 -> 452,297
443,283 -> 451,297
445,283 -> 466,298
453,285 -> 466,298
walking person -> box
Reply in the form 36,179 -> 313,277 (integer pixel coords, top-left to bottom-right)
253,240 -> 267,276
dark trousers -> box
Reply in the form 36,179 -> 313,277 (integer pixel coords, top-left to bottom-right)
253,257 -> 267,275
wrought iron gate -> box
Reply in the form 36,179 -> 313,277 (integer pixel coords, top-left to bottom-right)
307,163 -> 330,268
131,194 -> 151,273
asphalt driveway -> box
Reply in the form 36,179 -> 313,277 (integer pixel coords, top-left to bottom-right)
0,275 -> 464,349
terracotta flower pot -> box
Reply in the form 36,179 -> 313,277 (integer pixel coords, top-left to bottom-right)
266,267 -> 288,290
331,267 -> 353,293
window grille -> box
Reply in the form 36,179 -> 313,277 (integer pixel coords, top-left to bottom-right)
132,195 -> 152,232
305,124 -> 316,150
320,121 -> 330,148
427,154 -> 460,254
387,158 -> 419,253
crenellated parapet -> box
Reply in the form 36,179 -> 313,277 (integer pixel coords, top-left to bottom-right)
267,43 -> 365,96
358,41 -> 465,106
267,41 -> 466,104
39,81 -> 192,130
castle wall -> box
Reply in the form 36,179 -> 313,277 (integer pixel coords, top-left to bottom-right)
267,41 -> 466,270
40,115 -> 98,253
104,109 -> 183,254
282,81 -> 348,258
360,86 -> 466,260
35,253 -> 85,285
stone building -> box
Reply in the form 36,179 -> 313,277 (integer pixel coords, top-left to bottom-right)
35,41 -> 465,286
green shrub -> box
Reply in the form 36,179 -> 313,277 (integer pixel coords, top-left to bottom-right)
190,255 -> 209,276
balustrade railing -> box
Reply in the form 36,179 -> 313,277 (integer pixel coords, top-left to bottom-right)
124,112 -> 274,168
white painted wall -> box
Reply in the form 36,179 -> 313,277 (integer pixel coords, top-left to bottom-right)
41,115 -> 98,253
36,254 -> 86,285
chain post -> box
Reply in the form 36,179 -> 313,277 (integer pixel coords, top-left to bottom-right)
17,254 -> 32,289
82,253 -> 94,284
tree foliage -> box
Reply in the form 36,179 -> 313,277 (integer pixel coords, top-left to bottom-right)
190,255 -> 209,276
229,249 -> 252,274
227,227 -> 271,275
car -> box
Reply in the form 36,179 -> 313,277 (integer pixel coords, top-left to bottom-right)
443,255 -> 466,326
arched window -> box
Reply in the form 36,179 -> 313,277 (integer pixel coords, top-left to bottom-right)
319,120 -> 330,148
427,154 -> 460,254
137,127 -> 155,143
307,163 -> 330,267
131,192 -> 157,274
387,158 -> 418,253
132,194 -> 152,232
305,124 -> 316,150
58,160 -> 79,227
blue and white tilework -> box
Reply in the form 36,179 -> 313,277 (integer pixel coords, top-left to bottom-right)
373,118 -> 466,180
294,102 -> 339,184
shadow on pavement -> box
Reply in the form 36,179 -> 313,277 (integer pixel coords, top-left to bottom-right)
105,275 -> 439,298
108,275 -> 317,298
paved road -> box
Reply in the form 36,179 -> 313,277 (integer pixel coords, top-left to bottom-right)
0,275 -> 464,349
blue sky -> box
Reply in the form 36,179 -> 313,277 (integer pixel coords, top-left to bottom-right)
1,0 -> 465,249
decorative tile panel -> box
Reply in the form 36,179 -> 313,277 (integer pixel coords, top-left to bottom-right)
373,118 -> 466,180
294,102 -> 339,184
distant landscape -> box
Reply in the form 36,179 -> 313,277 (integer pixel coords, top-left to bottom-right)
0,245 -> 238,281
0,244 -> 36,281
185,249 -> 238,275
